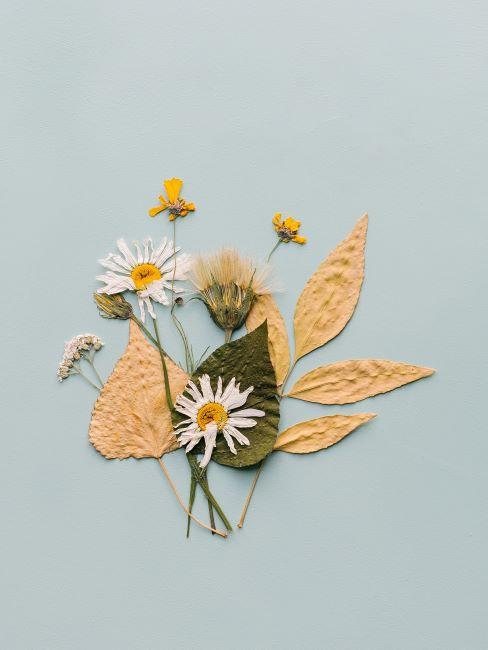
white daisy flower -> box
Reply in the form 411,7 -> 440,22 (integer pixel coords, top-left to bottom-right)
174,374 -> 265,468
96,237 -> 191,322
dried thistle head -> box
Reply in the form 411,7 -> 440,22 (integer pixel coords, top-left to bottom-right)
94,293 -> 133,320
190,248 -> 271,333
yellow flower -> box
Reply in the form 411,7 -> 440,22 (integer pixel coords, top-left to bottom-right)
149,178 -> 196,221
272,213 -> 307,244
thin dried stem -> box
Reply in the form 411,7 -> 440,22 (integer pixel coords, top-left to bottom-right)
157,458 -> 227,538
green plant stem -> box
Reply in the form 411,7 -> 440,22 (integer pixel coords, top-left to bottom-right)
186,454 -> 233,531
130,315 -> 159,347
186,474 -> 197,538
202,472 -> 216,535
267,240 -> 282,262
157,458 -> 227,537
225,328 -> 233,343
87,358 -> 104,388
237,359 -> 297,528
72,365 -> 102,391
152,315 -> 174,411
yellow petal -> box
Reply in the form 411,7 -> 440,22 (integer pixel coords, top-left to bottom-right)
185,202 -> 196,211
293,235 -> 307,244
149,205 -> 165,217
284,217 -> 300,231
164,178 -> 183,203
272,213 -> 282,226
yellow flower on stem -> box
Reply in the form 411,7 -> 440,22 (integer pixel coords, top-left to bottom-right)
149,178 -> 196,221
272,213 -> 307,244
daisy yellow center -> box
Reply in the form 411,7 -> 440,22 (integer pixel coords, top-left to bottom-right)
130,263 -> 162,290
197,402 -> 228,431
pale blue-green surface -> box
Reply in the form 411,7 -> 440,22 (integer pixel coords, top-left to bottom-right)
2,1 -> 487,648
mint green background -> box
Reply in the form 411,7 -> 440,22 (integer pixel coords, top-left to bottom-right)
2,1 -> 487,648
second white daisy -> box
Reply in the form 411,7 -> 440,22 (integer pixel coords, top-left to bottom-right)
174,374 -> 265,468
97,237 -> 191,321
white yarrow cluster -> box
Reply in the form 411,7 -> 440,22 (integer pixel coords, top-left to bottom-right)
57,334 -> 103,382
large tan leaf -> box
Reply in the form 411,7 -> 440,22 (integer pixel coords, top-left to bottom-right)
246,294 -> 290,385
293,214 -> 368,361
89,321 -> 188,459
274,413 -> 376,453
287,359 -> 435,404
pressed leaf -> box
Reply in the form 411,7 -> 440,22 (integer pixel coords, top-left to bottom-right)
287,359 -> 435,405
274,413 -> 376,453
246,294 -> 290,385
174,322 -> 280,468
293,214 -> 368,361
89,320 -> 189,459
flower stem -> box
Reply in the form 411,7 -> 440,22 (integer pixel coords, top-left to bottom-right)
186,473 -> 197,538
224,328 -> 233,343
87,358 -> 104,388
186,454 -> 233,531
72,365 -> 102,391
157,458 -> 227,538
152,315 -> 174,411
266,240 -> 282,262
237,359 -> 297,528
130,315 -> 160,348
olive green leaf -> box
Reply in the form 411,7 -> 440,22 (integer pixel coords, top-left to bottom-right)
174,321 -> 280,468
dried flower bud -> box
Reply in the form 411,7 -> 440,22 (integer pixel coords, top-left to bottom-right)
189,249 -> 272,332
94,292 -> 133,320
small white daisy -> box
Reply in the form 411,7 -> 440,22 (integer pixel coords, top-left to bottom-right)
174,374 -> 265,468
97,237 -> 191,322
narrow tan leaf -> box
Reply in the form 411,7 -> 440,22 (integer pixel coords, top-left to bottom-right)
287,359 -> 435,404
89,321 -> 188,459
274,413 -> 376,453
246,294 -> 290,385
293,214 -> 368,361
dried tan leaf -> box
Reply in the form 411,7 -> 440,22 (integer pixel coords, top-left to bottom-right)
274,413 -> 376,453
293,214 -> 368,361
246,294 -> 290,385
89,321 -> 188,459
287,359 -> 435,404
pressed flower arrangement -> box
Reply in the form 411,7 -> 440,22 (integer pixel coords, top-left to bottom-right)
59,178 -> 435,538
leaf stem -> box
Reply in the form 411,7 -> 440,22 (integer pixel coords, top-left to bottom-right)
157,458 -> 227,538
237,459 -> 266,528
237,359 -> 296,528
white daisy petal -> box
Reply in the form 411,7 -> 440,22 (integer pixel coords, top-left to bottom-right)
228,408 -> 265,418
223,385 -> 254,410
116,238 -> 137,266
214,377 -> 223,403
198,374 -> 214,402
137,296 -> 146,322
227,417 -> 257,428
222,429 -> 237,454
224,424 -> 250,446
143,237 -> 151,263
200,424 -> 218,468
134,241 -> 143,264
